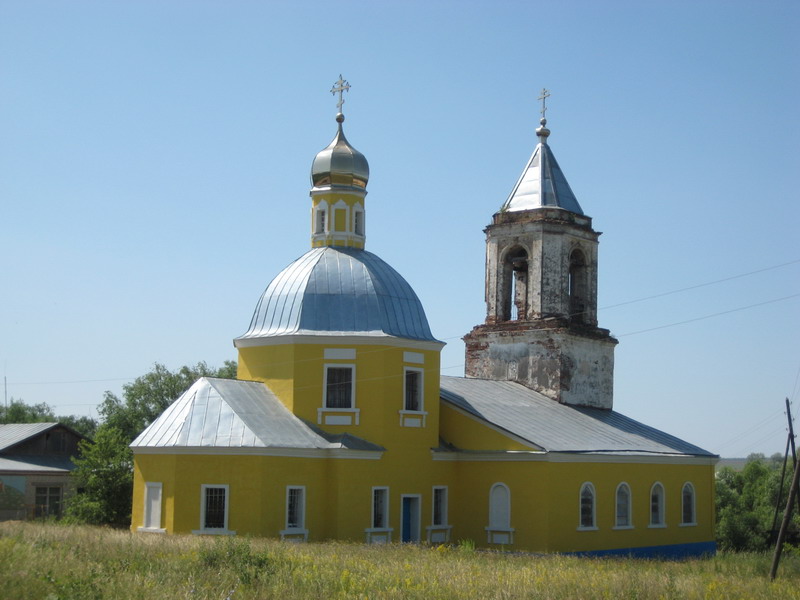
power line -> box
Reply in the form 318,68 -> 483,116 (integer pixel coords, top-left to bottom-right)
601,258 -> 800,311
617,293 -> 800,337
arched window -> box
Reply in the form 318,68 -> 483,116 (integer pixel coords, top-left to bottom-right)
489,483 -> 510,530
615,483 -> 632,528
568,249 -> 588,323
650,483 -> 665,527
681,483 -> 696,525
579,482 -> 596,529
501,247 -> 528,321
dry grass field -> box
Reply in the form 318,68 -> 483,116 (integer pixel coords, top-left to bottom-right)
1,521 -> 799,599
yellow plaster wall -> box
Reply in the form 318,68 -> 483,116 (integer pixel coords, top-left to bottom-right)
439,403 -> 533,451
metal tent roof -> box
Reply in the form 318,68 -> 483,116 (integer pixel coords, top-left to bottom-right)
131,377 -> 382,453
0,423 -> 61,452
440,376 -> 715,457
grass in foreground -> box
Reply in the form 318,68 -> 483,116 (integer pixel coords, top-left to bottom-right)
2,521 -> 800,599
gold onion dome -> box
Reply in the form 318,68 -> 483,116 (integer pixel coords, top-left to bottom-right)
310,113 -> 369,189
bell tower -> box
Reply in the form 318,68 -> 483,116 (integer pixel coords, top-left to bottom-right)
464,92 -> 617,409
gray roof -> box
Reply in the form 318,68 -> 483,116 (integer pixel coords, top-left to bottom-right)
502,129 -> 584,214
440,376 -> 715,457
236,247 -> 440,344
0,455 -> 76,473
131,377 -> 383,452
0,423 -> 61,452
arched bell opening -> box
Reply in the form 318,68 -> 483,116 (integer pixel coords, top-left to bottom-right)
501,246 -> 529,321
568,248 -> 589,324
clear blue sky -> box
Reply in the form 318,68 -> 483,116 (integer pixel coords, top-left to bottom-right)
1,0 -> 798,458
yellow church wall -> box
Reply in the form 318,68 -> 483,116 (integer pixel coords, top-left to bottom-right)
439,403 -> 533,451
237,345 -> 297,410
237,341 -> 442,452
310,192 -> 366,249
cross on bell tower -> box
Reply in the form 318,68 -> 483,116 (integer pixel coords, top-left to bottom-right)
463,96 -> 618,409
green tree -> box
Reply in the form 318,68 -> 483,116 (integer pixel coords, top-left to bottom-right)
716,453 -> 795,551
0,398 -> 97,438
66,361 -> 236,526
65,427 -> 133,526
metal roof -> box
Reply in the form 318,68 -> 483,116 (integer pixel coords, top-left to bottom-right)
440,376 -> 716,456
0,423 -> 61,452
0,455 -> 76,473
502,124 -> 584,215
311,115 -> 369,190
236,247 -> 440,344
131,377 -> 382,452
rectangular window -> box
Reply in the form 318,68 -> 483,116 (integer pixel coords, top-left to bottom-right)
326,366 -> 353,408
286,486 -> 305,529
316,209 -> 326,233
372,487 -> 388,528
432,487 -> 447,526
354,211 -> 364,235
143,482 -> 163,530
404,369 -> 422,411
34,486 -> 62,518
202,485 -> 228,530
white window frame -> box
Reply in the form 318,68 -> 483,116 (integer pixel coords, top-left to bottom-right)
486,482 -> 514,545
427,485 -> 452,543
680,482 -> 697,526
578,482 -> 597,531
649,482 -> 666,528
353,206 -> 364,236
138,482 -> 165,533
318,364 -> 360,425
399,367 -> 427,427
193,484 -> 235,535
280,485 -> 308,541
613,482 -> 633,529
366,486 -> 392,543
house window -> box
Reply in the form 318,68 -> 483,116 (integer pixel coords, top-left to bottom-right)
140,482 -> 164,532
197,484 -> 232,533
650,483 -> 665,527
286,486 -> 305,530
432,486 -> 448,526
34,486 -> 62,518
568,248 -> 589,324
579,482 -> 596,530
325,366 -> 354,408
681,483 -> 696,525
615,483 -> 632,528
372,487 -> 389,529
404,369 -> 423,411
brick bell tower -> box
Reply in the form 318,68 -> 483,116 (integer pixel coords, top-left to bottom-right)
463,92 -> 617,409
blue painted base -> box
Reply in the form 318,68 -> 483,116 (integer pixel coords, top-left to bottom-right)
568,541 -> 717,559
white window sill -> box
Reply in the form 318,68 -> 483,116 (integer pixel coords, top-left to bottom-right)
365,527 -> 393,544
192,529 -> 237,536
577,526 -> 598,531
485,527 -> 514,545
399,410 -> 427,427
318,407 -> 360,426
679,522 -> 697,527
136,527 -> 166,534
612,524 -> 634,530
426,524 -> 452,543
280,528 -> 309,541
648,523 -> 667,529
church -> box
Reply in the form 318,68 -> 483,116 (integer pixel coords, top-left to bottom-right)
130,80 -> 717,557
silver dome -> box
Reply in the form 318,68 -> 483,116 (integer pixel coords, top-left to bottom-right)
236,247 -> 439,343
310,114 -> 369,189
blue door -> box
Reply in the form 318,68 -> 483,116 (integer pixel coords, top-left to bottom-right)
401,496 -> 420,542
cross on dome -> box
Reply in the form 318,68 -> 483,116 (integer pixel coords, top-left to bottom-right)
538,88 -> 551,120
331,75 -> 351,113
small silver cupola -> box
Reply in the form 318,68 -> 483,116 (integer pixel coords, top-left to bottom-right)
310,76 -> 369,190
